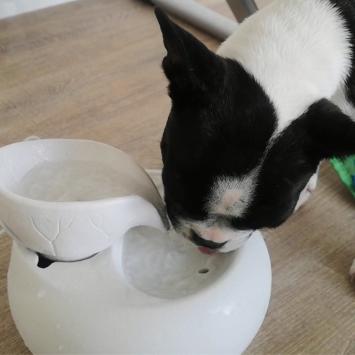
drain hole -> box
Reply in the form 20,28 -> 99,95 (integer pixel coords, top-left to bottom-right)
37,254 -> 56,269
198,268 -> 210,274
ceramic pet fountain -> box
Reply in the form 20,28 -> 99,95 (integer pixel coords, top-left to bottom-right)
0,138 -> 272,354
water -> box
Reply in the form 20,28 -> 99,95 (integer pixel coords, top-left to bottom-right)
122,227 -> 228,299
16,165 -> 230,298
16,160 -> 138,202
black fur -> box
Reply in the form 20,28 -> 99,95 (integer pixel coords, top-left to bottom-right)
190,231 -> 227,249
156,9 -> 277,226
155,6 -> 355,238
234,99 -> 355,230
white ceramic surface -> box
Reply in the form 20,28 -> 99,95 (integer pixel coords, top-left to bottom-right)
0,139 -> 166,261
3,141 -> 272,354
8,230 -> 271,354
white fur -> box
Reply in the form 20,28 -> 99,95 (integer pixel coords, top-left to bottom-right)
176,217 -> 252,252
189,169 -> 258,251
217,0 -> 352,132
219,230 -> 253,252
209,167 -> 259,217
332,85 -> 355,120
295,171 -> 319,210
193,220 -> 253,252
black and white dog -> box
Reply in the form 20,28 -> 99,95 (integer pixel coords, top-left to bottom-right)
155,0 -> 355,279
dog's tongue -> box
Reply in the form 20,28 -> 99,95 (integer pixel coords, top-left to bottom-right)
198,246 -> 216,255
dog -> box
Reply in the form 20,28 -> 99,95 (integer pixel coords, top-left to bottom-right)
155,0 -> 355,280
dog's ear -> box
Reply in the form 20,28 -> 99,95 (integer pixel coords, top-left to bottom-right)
237,99 -> 355,229
302,99 -> 355,160
154,8 -> 224,100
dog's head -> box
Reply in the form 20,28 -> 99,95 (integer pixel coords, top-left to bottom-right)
155,9 -> 354,253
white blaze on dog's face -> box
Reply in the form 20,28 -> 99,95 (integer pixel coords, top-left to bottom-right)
189,174 -> 258,252
165,170 -> 260,254
155,8 -> 355,253
189,222 -> 254,253
210,175 -> 256,217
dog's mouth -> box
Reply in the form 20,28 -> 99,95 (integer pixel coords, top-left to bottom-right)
189,230 -> 228,255
198,246 -> 218,255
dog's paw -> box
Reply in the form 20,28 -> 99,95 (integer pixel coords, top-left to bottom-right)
295,188 -> 312,210
308,171 -> 319,191
295,173 -> 318,210
350,259 -> 355,285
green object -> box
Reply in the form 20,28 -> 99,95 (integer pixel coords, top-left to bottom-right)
330,156 -> 355,198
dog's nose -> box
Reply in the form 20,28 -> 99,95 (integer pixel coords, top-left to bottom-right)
190,231 -> 227,250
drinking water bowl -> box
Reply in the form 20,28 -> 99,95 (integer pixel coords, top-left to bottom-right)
1,138 -> 272,354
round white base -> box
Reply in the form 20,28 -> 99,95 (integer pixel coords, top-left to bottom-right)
8,229 -> 271,354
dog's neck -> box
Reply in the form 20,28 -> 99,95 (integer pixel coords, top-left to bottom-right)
217,0 -> 351,132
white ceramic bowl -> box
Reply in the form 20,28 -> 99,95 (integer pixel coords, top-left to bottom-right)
3,141 -> 272,353
8,229 -> 271,354
0,139 -> 166,261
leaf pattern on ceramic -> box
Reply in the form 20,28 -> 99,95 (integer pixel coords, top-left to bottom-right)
31,216 -> 59,242
31,215 -> 76,257
27,217 -> 56,255
53,216 -> 74,244
90,214 -> 104,228
89,214 -> 110,240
